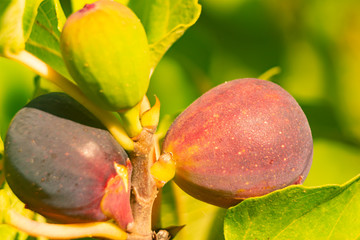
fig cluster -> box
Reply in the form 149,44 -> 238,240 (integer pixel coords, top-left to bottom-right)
3,0 -> 148,232
3,0 -> 313,230
163,78 -> 313,208
4,93 -> 133,230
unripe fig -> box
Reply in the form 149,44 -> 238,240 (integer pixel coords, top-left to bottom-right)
4,93 -> 133,230
60,0 -> 150,111
163,78 -> 313,208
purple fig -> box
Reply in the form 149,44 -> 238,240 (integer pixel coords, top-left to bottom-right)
4,92 -> 133,230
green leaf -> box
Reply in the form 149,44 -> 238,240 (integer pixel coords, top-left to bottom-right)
224,175 -> 360,240
128,0 -> 201,70
0,0 -> 68,77
0,0 -> 43,55
25,0 -> 69,78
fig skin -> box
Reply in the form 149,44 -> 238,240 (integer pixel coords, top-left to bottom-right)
4,93 -> 133,228
60,0 -> 150,111
163,78 -> 313,208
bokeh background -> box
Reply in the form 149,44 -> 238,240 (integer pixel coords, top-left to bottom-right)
1,0 -> 360,239
148,0 -> 360,187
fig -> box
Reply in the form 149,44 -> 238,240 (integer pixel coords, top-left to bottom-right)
163,78 -> 313,208
4,93 -> 133,230
60,0 -> 150,111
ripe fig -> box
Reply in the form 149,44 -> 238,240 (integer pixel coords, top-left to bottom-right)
4,93 -> 133,230
60,0 -> 150,111
163,78 -> 313,208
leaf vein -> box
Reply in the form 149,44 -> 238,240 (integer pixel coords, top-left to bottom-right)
34,11 -> 60,42
242,209 -> 253,240
273,187 -> 348,239
26,39 -> 62,58
326,189 -> 357,239
38,5 -> 53,30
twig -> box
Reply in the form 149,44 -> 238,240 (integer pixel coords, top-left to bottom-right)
6,210 -> 127,239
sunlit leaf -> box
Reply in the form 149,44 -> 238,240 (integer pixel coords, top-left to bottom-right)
0,0 -> 68,76
128,0 -> 201,70
25,0 -> 69,78
224,175 -> 360,240
0,0 -> 43,55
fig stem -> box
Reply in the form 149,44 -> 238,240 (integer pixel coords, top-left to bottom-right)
258,66 -> 281,81
6,210 -> 127,239
3,50 -> 135,151
119,102 -> 143,138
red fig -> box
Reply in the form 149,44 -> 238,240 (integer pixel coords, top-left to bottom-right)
163,78 -> 313,208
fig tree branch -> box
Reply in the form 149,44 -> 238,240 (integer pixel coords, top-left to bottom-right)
128,127 -> 159,239
6,210 -> 127,240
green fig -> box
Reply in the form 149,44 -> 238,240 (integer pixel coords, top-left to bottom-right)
60,0 -> 150,111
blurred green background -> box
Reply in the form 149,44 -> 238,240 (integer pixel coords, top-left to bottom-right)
1,0 -> 360,239
148,0 -> 360,187
148,1 -> 360,237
